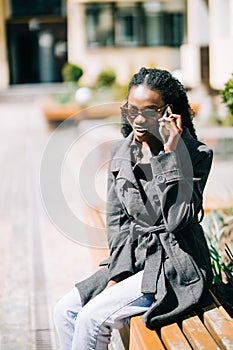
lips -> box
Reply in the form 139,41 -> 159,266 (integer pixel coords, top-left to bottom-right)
135,128 -> 148,134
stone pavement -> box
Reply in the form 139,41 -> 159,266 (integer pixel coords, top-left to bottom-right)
0,96 -> 232,350
0,100 -> 124,350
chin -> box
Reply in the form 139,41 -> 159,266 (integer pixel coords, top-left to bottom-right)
135,131 -> 158,143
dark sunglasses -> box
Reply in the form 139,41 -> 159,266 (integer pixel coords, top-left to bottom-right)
120,103 -> 169,119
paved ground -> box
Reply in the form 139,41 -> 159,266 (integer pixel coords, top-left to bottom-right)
0,92 -> 232,349
0,100 -> 123,349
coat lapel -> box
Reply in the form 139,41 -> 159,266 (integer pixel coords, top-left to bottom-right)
110,133 -> 139,188
110,133 -> 152,220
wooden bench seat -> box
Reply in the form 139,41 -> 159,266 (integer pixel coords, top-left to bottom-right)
83,205 -> 233,350
130,303 -> 233,350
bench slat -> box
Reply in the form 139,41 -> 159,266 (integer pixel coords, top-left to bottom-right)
182,315 -> 220,350
204,307 -> 233,349
219,305 -> 232,319
161,323 -> 192,350
130,316 -> 165,350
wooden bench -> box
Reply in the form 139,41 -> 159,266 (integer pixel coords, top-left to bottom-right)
84,205 -> 233,350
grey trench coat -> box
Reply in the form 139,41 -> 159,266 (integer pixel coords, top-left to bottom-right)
76,127 -> 213,329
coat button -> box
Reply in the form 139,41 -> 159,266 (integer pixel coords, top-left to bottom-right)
156,174 -> 166,183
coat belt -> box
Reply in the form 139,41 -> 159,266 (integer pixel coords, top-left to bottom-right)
130,222 -> 167,294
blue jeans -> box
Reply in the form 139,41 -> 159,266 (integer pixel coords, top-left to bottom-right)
53,270 -> 154,350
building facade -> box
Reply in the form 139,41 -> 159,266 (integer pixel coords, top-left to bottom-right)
181,0 -> 233,90
0,0 -> 232,90
67,0 -> 185,85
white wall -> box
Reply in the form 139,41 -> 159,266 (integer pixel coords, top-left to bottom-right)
180,0 -> 209,88
209,0 -> 233,89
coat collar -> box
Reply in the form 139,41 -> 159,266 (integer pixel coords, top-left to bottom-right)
110,127 -> 195,184
110,132 -> 139,186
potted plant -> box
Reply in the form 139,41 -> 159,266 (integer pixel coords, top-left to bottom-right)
39,62 -> 84,122
221,73 -> 233,126
39,65 -> 126,124
93,67 -> 128,103
61,62 -> 83,84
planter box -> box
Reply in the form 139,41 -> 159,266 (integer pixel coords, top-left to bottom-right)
42,104 -> 81,121
39,99 -> 121,122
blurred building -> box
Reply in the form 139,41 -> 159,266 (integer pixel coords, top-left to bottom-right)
181,0 -> 233,90
0,0 -> 67,86
0,0 -> 232,89
67,0 -> 184,86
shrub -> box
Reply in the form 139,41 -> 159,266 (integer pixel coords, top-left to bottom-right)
96,68 -> 116,88
221,73 -> 233,125
62,62 -> 83,83
203,209 -> 233,287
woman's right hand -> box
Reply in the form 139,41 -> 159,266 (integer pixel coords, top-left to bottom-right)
158,106 -> 183,152
105,280 -> 118,289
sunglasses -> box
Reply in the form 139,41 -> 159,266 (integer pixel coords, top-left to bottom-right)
120,103 -> 169,119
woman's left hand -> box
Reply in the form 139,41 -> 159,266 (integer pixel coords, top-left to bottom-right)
158,113 -> 183,153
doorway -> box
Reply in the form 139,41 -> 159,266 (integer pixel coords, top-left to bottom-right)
7,19 -> 67,84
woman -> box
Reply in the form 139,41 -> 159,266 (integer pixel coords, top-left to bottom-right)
54,67 -> 213,350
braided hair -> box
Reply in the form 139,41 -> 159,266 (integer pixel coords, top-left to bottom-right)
121,67 -> 197,139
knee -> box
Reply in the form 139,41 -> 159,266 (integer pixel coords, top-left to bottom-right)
75,301 -> 99,330
74,304 -> 112,347
53,297 -> 67,327
53,295 -> 75,329
53,288 -> 81,328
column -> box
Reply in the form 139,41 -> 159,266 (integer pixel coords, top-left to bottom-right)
180,0 -> 209,88
209,0 -> 233,89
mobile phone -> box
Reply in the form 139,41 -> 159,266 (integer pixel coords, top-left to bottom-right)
159,105 -> 173,143
162,105 -> 173,118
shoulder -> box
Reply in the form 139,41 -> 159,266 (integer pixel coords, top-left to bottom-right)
109,132 -> 133,157
182,127 -> 213,160
110,139 -> 124,154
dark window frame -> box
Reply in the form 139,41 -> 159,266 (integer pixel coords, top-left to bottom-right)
10,0 -> 63,16
85,2 -> 184,48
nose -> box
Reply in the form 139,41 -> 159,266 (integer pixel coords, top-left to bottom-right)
134,112 -> 146,123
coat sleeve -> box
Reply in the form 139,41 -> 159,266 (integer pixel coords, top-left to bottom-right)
150,136 -> 213,233
106,146 -> 135,281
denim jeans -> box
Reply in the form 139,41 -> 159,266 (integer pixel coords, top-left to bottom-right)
53,270 -> 154,350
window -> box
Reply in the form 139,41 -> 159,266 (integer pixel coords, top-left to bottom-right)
86,3 -> 114,47
85,2 -> 184,48
115,4 -> 141,46
143,2 -> 163,46
10,0 -> 63,16
163,13 -> 183,47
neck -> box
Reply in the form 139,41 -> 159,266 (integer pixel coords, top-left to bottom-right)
142,139 -> 163,156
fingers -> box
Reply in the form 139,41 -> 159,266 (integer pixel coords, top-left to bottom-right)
158,114 -> 183,133
167,105 -> 173,115
171,115 -> 183,134
174,115 -> 183,131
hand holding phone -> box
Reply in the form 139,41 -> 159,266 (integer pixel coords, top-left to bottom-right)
158,105 -> 183,152
158,105 -> 173,144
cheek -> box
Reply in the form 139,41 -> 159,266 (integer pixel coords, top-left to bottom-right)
148,119 -> 159,130
147,120 -> 161,138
